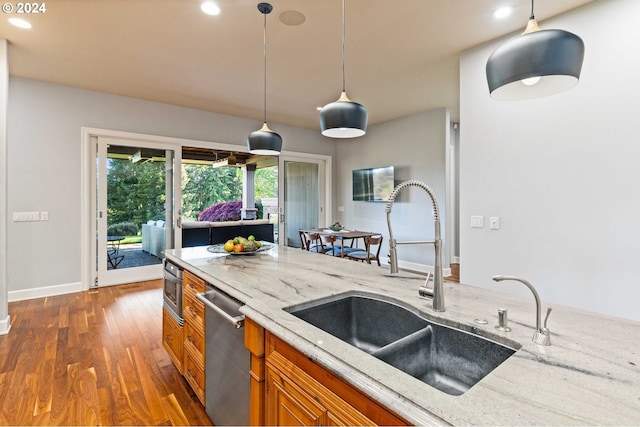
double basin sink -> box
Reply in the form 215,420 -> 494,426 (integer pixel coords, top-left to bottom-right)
284,291 -> 520,396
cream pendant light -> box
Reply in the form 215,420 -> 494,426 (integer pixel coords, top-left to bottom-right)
319,0 -> 368,138
486,0 -> 585,100
247,2 -> 282,155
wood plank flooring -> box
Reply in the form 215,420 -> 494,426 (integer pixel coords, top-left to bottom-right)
0,280 -> 213,426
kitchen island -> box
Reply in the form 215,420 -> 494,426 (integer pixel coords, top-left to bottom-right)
164,245 -> 640,425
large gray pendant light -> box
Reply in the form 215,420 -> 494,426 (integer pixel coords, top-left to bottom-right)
247,2 -> 282,155
486,0 -> 585,100
319,0 -> 367,138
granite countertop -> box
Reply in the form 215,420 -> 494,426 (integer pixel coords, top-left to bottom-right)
165,245 -> 640,426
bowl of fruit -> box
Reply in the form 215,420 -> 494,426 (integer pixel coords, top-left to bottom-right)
329,221 -> 344,232
207,235 -> 274,255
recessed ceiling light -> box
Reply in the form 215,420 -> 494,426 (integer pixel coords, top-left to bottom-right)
201,1 -> 220,16
279,10 -> 306,26
9,18 -> 32,29
492,6 -> 513,20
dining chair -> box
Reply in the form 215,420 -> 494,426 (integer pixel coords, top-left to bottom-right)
302,231 -> 328,253
347,235 -> 383,265
321,234 -> 359,257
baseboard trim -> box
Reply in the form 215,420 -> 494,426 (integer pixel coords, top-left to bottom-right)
8,281 -> 83,303
0,315 -> 11,335
389,259 -> 451,277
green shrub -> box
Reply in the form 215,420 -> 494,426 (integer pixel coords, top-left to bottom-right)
107,222 -> 139,236
256,199 -> 264,219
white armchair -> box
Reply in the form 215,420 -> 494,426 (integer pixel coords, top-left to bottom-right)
141,220 -> 166,258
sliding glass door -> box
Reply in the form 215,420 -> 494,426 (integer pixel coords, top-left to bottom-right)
95,137 -> 182,287
279,157 -> 326,248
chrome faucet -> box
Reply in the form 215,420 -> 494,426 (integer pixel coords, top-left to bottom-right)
386,180 -> 444,312
492,275 -> 552,346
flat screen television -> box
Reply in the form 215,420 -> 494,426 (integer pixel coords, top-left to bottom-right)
352,166 -> 395,202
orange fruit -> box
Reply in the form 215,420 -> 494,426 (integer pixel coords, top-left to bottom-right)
233,243 -> 244,253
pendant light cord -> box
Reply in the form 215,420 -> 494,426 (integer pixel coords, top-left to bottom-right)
263,10 -> 268,124
341,0 -> 346,93
530,0 -> 535,20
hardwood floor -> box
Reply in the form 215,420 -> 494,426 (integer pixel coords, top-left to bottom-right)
0,280 -> 213,426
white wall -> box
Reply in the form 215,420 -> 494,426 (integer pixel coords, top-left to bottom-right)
6,77 -> 334,295
460,0 -> 640,321
336,108 -> 449,271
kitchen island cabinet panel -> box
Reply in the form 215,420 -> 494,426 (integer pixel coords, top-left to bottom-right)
182,270 -> 206,405
264,331 -> 406,426
162,307 -> 183,374
245,317 -> 266,426
266,365 -> 326,426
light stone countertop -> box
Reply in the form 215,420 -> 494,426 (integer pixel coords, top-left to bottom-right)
165,245 -> 640,426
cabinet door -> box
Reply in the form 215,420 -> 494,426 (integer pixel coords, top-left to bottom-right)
266,365 -> 326,426
162,308 -> 183,374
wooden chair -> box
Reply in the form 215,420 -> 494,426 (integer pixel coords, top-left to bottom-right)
347,235 -> 383,265
321,234 -> 359,257
300,231 -> 327,253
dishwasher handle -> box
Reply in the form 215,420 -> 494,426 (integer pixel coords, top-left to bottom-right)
197,291 -> 245,329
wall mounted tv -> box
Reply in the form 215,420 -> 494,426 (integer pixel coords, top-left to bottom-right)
352,166 -> 395,202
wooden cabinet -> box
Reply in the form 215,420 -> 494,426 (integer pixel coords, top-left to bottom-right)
162,307 -> 183,374
183,271 -> 206,404
184,348 -> 206,402
266,365 -> 325,426
243,323 -> 408,426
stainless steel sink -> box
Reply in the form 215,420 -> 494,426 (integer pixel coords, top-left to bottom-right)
284,291 -> 519,396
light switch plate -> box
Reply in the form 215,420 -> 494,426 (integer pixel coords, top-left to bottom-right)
471,216 -> 484,228
13,211 -> 41,222
41,211 -> 49,221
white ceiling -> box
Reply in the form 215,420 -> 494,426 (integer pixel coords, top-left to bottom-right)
0,0 -> 594,129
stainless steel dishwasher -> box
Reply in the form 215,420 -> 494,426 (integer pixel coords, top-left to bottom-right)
196,288 -> 250,426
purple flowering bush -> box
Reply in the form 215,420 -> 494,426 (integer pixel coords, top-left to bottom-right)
198,201 -> 243,222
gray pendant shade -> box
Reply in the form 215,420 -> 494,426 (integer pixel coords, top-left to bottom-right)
247,123 -> 282,155
248,2 -> 282,155
319,0 -> 368,138
320,92 -> 368,138
486,28 -> 585,100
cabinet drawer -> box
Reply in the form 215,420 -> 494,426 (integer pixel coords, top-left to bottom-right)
184,271 -> 206,294
184,295 -> 205,330
184,350 -> 205,404
184,320 -> 205,364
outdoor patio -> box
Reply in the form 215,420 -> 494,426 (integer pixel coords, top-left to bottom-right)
107,243 -> 163,270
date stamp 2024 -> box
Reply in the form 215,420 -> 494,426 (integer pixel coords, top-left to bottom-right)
2,2 -> 46,14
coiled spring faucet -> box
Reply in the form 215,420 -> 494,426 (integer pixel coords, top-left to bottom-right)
386,180 -> 444,312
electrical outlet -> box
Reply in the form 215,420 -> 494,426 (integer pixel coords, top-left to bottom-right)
41,211 -> 49,221
490,216 -> 500,230
471,216 -> 484,228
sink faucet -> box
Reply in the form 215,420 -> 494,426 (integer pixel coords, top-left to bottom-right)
492,275 -> 552,346
386,180 -> 444,312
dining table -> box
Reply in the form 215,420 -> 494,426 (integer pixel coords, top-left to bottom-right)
299,228 -> 380,257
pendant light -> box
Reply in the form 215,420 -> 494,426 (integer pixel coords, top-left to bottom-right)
486,0 -> 585,100
319,0 -> 367,138
247,3 -> 282,155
